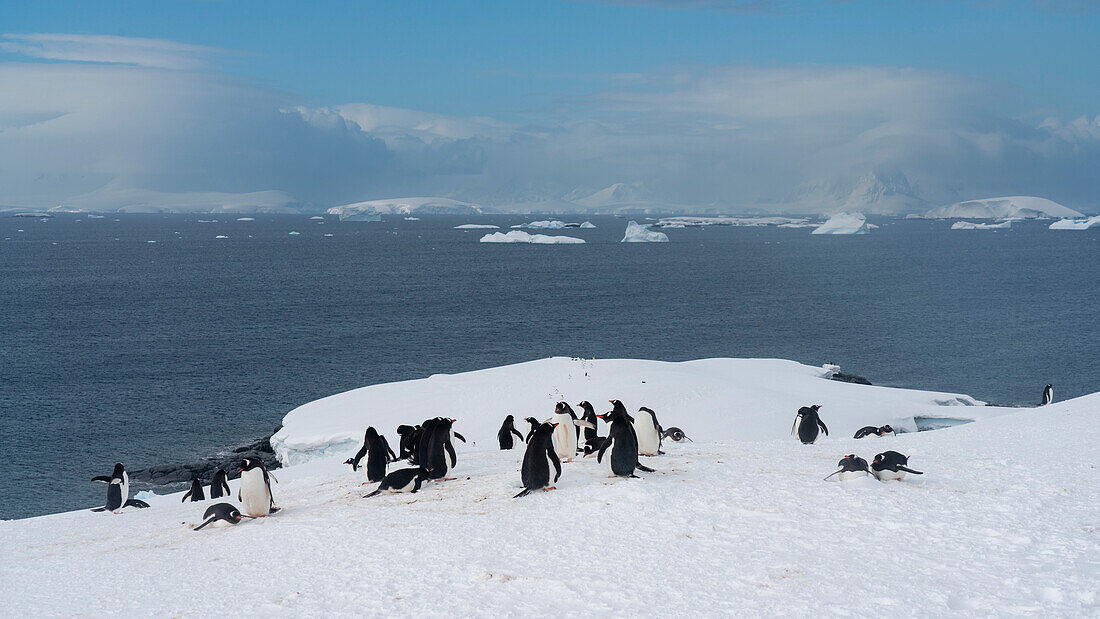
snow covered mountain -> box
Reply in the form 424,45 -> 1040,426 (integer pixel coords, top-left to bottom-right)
327,197 -> 484,220
789,172 -> 930,215
922,196 -> 1084,219
3,356 -> 1097,616
46,186 -> 300,214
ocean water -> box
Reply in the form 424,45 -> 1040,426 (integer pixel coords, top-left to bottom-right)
1,213 -> 1097,519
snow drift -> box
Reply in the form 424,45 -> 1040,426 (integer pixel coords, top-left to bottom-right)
812,212 -> 870,235
923,196 -> 1083,220
621,221 -> 669,243
478,231 -> 585,244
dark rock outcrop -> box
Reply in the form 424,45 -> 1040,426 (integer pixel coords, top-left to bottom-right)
129,432 -> 281,488
830,371 -> 872,385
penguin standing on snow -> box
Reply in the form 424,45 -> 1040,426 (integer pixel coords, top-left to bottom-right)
364,467 -> 429,498
1041,384 -> 1053,406
345,426 -> 396,483
792,405 -> 828,444
634,406 -> 663,456
853,425 -> 895,439
194,503 -> 250,530
418,418 -> 459,480
524,417 -> 540,443
237,457 -> 278,517
396,424 -> 420,461
497,415 -> 525,450
550,402 -> 594,462
823,455 -> 872,481
515,422 -> 562,498
578,401 -> 606,454
91,463 -> 149,513
597,400 -> 655,478
209,469 -> 231,499
182,478 -> 206,502
871,451 -> 923,481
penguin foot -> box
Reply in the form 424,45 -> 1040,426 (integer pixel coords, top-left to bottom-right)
543,486 -> 556,492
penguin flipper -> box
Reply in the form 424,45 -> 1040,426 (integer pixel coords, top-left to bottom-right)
124,499 -> 150,509
573,419 -> 596,429
636,462 -> 655,473
90,507 -> 107,512
547,446 -> 562,483
823,470 -> 842,481
445,441 -> 457,468
513,488 -> 533,499
818,420 -> 829,436
363,489 -> 383,498
91,476 -> 112,483
596,436 -> 612,463
898,466 -> 924,475
453,432 -> 467,443
193,517 -> 218,531
181,491 -> 191,503
511,428 -> 523,442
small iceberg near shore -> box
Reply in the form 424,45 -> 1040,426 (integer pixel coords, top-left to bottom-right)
621,220 -> 669,243
1049,215 -> 1100,230
454,224 -> 500,229
812,212 -> 870,235
479,230 -> 585,244
951,220 -> 1012,230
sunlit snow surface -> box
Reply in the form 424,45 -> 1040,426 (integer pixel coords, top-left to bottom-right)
3,370 -> 1097,615
812,212 -> 869,234
1049,215 -> 1100,230
621,220 -> 669,242
951,220 -> 1013,230
479,230 -> 585,244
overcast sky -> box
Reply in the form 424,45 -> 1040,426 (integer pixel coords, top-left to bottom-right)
2,0 -> 1098,212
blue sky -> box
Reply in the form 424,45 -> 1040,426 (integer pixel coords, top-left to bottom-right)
1,0 -> 1098,212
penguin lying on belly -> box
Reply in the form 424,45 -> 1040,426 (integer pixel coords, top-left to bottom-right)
823,455 -> 871,481
853,425 -> 895,439
872,451 -> 923,481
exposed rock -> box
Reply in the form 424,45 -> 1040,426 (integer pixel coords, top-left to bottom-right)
829,372 -> 872,385
129,431 -> 281,489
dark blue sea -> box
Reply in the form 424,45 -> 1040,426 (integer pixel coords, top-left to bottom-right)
1,213 -> 1097,519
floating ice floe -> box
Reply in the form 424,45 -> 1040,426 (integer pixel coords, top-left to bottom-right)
812,213 -> 870,235
215,235 -> 229,239
309,216 -> 325,220
656,216 -> 810,228
289,231 -> 301,235
1049,215 -> 1100,230
621,221 -> 669,243
922,196 -> 1082,220
236,217 -> 255,222
454,224 -> 500,229
479,231 -> 585,244
951,220 -> 1012,230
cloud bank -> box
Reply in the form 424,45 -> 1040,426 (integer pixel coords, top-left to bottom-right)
0,34 -> 1097,214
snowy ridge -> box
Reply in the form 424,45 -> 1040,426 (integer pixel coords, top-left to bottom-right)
271,357 -> 988,466
327,197 -> 483,220
923,196 -> 1083,220
2,359 -> 1097,616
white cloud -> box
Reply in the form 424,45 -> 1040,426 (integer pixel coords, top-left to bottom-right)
0,33 -> 224,70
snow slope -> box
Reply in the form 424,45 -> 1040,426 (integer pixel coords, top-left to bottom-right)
3,358 -> 1097,616
923,196 -> 1083,220
621,221 -> 669,242
270,358 -> 986,465
479,231 -> 584,244
812,212 -> 869,235
1049,215 -> 1100,230
327,197 -> 483,220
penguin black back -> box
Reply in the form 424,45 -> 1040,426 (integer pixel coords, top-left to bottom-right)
578,401 -> 602,443
597,400 -> 652,477
524,417 -> 539,443
419,418 -> 458,480
194,502 -> 246,530
497,415 -> 524,450
182,478 -> 206,502
792,405 -> 828,444
823,454 -> 870,480
515,422 -> 561,498
397,424 -> 420,461
209,469 -> 231,499
872,451 -> 923,475
1041,384 -> 1053,406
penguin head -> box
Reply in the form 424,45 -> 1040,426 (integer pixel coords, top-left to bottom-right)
812,404 -> 822,411
504,414 -> 514,422
364,426 -> 379,440
238,457 -> 262,473
525,416 -> 538,426
112,463 -> 126,476
880,424 -> 894,434
578,401 -> 592,412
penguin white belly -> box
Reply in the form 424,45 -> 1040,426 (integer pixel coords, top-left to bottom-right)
118,472 -> 130,512
634,417 -> 660,456
838,471 -> 867,481
239,469 -> 272,517
874,469 -> 905,481
550,414 -> 576,460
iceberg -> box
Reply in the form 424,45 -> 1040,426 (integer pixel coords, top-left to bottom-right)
922,196 -> 1083,220
236,217 -> 255,222
454,224 -> 500,229
327,197 -> 483,220
951,220 -> 1012,230
1049,215 -> 1100,230
579,221 -> 597,229
479,231 -> 585,244
656,216 -> 810,228
621,221 -> 669,243
811,212 -> 870,235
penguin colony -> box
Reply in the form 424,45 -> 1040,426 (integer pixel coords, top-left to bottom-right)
88,382 -> 1054,527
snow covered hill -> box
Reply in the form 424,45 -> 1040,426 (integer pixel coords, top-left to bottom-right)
922,196 -> 1083,220
4,357 -> 1097,616
327,197 -> 484,220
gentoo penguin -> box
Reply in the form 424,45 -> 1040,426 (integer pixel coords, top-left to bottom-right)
237,457 -> 278,517
823,455 -> 872,481
633,406 -> 663,456
550,402 -> 594,462
871,451 -> 923,481
497,415 -> 525,450
578,401 -> 607,454
396,424 -> 420,462
364,467 -> 429,498
597,400 -> 655,478
853,424 -> 895,439
661,427 -> 693,442
418,417 -> 459,480
344,427 -> 394,483
792,405 -> 828,444
194,502 -> 250,530
515,422 -> 561,498
524,417 -> 540,443
209,469 -> 231,499
181,478 -> 206,502
1041,384 -> 1053,406
91,463 -> 149,513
